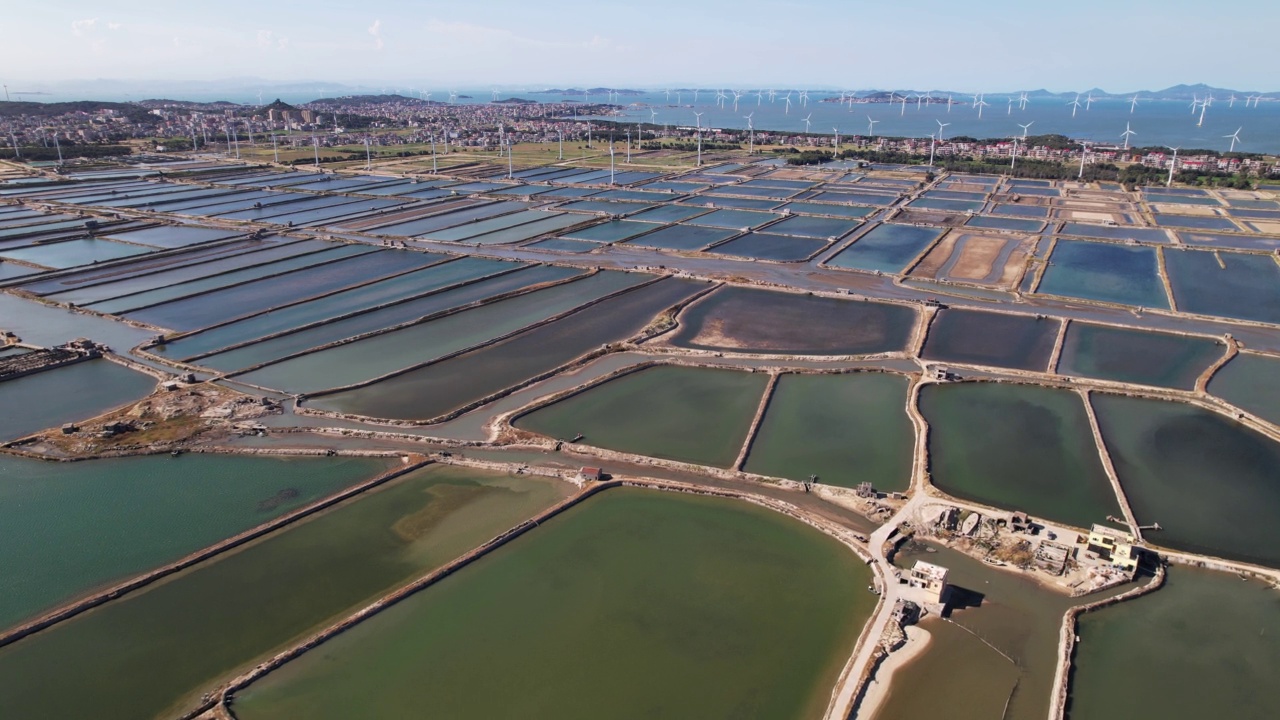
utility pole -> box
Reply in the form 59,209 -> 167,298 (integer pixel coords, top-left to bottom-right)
272,134 -> 279,164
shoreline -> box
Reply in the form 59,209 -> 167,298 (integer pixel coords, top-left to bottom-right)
854,624 -> 934,720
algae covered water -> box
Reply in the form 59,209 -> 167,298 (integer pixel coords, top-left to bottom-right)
515,365 -> 769,468
1067,566 -> 1280,720
920,382 -> 1120,527
234,487 -> 874,720
0,464 -> 570,720
1091,393 -> 1280,567
0,453 -> 390,630
745,372 -> 914,491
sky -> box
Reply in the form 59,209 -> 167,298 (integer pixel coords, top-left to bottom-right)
2,0 -> 1276,93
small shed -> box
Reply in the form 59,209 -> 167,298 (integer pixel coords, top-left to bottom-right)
579,467 -> 603,482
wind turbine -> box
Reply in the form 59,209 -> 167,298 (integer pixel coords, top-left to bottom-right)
1018,121 -> 1034,139
1085,93 -> 1095,111
1077,141 -> 1090,179
608,142 -> 615,185
833,126 -> 840,155
866,115 -> 879,137
1121,122 -> 1136,150
927,132 -> 937,167
693,111 -> 703,166
755,90 -> 763,106
802,113 -> 812,134
1129,94 -> 1140,113
1229,94 -> 1237,108
800,90 -> 809,107
916,93 -> 925,110
784,94 -> 792,115
947,94 -> 954,113
1224,127 -> 1243,153
1019,91 -> 1029,110
900,94 -> 908,116
448,90 -> 457,102
1166,146 -> 1180,186
1197,99 -> 1208,127
1011,134 -> 1020,170
745,113 -> 755,154
1008,97 -> 1014,115
1068,94 -> 1082,118
936,119 -> 950,140
975,95 -> 989,119
732,90 -> 741,112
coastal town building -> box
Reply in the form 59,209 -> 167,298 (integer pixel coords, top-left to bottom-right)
1084,524 -> 1141,575
906,561 -> 949,603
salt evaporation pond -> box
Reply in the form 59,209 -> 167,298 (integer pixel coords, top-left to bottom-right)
744,372 -> 913,491
515,365 -> 768,468
920,382 -> 1121,528
668,285 -> 915,355
1066,566 -> 1280,720
0,359 -> 156,442
826,223 -> 945,274
1163,248 -> 1280,325
1091,393 -> 1280,568
1056,323 -> 1223,389
1208,352 -> 1280,425
233,488 -> 873,720
0,464 -> 569,720
922,308 -> 1059,372
1037,240 -> 1169,308
0,453 -> 390,629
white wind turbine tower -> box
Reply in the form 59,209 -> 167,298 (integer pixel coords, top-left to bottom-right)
866,115 -> 879,139
1077,141 -> 1090,179
732,90 -> 741,112
1068,94 -> 1082,118
936,119 -> 950,140
900,94 -> 908,116
448,90 -> 457,102
833,126 -> 839,155
694,89 -> 700,103
784,94 -> 793,115
927,132 -> 938,167
1197,99 -> 1208,127
1019,91 -> 1029,110
802,113 -> 813,134
1121,122 -> 1136,150
1229,94 -> 1237,108
745,113 -> 754,154
800,90 -> 809,107
947,94 -> 954,113
1166,146 -> 1180,186
1224,127 -> 1243,153
916,93 -> 925,110
1011,133 -> 1020,170
693,111 -> 704,166
664,89 -> 671,102
1190,95 -> 1200,115
768,89 -> 776,103
649,108 -> 659,128
1008,97 -> 1014,115
1018,121 -> 1034,139
755,90 -> 763,106
1085,93 -> 1095,111
975,95 -> 989,119
1129,95 -> 1140,113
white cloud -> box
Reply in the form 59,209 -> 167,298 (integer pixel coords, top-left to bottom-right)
257,29 -> 290,51
107,22 -> 122,31
368,19 -> 383,51
71,18 -> 98,36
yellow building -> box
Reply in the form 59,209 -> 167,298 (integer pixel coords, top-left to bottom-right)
1086,524 -> 1140,574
